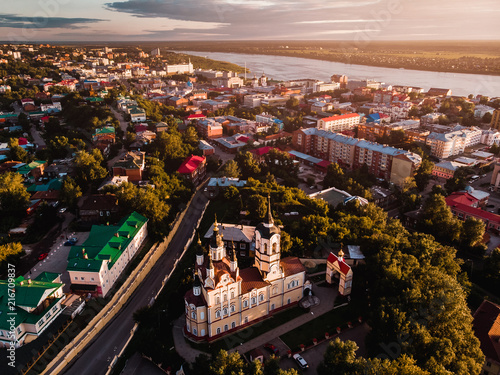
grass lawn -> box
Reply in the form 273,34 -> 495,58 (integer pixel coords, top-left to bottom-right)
279,301 -> 363,352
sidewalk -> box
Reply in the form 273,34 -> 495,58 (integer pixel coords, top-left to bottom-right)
230,285 -> 338,355
172,316 -> 208,363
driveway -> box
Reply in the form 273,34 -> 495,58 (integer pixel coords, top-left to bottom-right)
279,323 -> 371,373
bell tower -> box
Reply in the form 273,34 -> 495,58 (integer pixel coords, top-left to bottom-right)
254,196 -> 281,281
210,215 -> 225,261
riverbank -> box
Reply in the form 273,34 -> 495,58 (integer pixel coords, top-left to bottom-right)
166,40 -> 500,76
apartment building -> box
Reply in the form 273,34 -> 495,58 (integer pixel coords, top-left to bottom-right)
317,113 -> 360,132
425,127 -> 482,159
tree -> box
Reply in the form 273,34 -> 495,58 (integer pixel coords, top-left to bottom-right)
420,193 -> 462,243
323,163 -> 345,189
414,159 -> 434,191
482,112 -> 493,124
317,338 -> 362,375
73,149 -> 107,186
9,145 -> 28,162
286,97 -> 299,109
235,151 -> 261,179
0,172 -> 30,218
247,194 -> 267,220
0,242 -> 24,268
209,350 -> 246,375
60,177 -> 82,209
221,160 -> 241,178
460,217 -> 485,250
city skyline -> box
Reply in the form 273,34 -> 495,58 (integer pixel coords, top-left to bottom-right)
0,0 -> 499,42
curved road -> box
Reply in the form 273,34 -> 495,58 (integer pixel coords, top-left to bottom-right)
62,190 -> 208,375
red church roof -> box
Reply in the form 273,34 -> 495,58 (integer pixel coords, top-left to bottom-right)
178,155 -> 206,174
327,252 -> 351,275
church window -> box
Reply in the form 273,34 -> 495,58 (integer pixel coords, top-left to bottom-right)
216,296 -> 220,304
243,300 -> 248,308
251,297 -> 257,305
215,310 -> 221,318
201,329 -> 205,336
223,294 -> 227,302
271,303 -> 275,310
231,291 -> 234,299
191,311 -> 196,319
244,316 -> 248,323
264,243 -> 268,253
200,312 -> 205,320
223,307 -> 228,316
287,298 -> 291,304
231,321 -> 236,329
193,328 -> 197,336
272,286 -> 278,295
259,294 -> 264,302
224,324 -> 228,332
230,305 -> 235,313
216,327 -> 221,334
272,243 -> 277,253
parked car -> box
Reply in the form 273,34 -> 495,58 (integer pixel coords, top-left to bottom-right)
38,253 -> 48,261
59,207 -> 67,213
293,353 -> 309,369
264,343 -> 279,355
64,237 -> 78,246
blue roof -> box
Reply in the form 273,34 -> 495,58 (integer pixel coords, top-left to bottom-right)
366,113 -> 381,123
288,150 -> 323,164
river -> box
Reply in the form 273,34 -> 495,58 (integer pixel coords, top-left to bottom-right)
180,50 -> 500,97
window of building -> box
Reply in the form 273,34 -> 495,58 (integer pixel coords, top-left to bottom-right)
200,312 -> 204,320
264,243 -> 268,253
216,327 -> 221,334
259,294 -> 264,302
191,311 -> 196,319
244,317 -> 248,324
223,308 -> 228,316
251,297 -> 257,305
240,243 -> 245,249
201,329 -> 205,336
90,277 -> 94,281
215,310 -> 221,318
271,303 -> 275,310
216,296 -> 220,304
287,298 -> 291,304
272,243 -> 277,253
193,328 -> 197,336
231,291 -> 234,299
272,286 -> 278,295
224,324 -> 228,332
243,300 -> 248,308
223,294 -> 227,302
74,277 -> 78,280
231,321 -> 236,329
80,277 -> 84,281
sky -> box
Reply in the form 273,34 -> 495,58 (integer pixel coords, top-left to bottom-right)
0,0 -> 499,42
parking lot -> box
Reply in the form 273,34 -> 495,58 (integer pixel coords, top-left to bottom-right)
25,231 -> 91,292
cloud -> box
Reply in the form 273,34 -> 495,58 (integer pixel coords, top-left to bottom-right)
0,14 -> 106,29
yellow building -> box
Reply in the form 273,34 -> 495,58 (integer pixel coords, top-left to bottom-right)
184,200 -> 311,341
491,109 -> 500,130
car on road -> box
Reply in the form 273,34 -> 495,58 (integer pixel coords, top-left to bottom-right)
64,237 -> 78,246
264,343 -> 279,355
38,253 -> 48,261
59,207 -> 67,213
293,353 -> 309,369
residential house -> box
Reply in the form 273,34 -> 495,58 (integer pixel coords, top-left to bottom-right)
432,161 -> 465,179
203,223 -> 255,257
472,300 -> 500,375
199,140 -> 215,156
78,194 -> 119,223
178,155 -> 207,186
317,113 -> 360,133
112,151 -> 146,182
446,192 -> 500,232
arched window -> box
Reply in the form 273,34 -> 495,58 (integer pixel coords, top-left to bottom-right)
230,305 -> 235,313
200,311 -> 205,320
264,243 -> 268,253
201,329 -> 205,336
223,293 -> 227,302
244,316 -> 248,323
216,327 -> 221,334
193,328 -> 197,336
259,294 -> 264,302
191,311 -> 196,319
272,286 -> 278,295
251,297 -> 257,304
272,242 -> 277,253
216,296 -> 220,304
243,300 -> 248,308
231,291 -> 234,299
223,307 -> 228,316
231,321 -> 236,329
224,324 -> 228,332
215,310 -> 221,318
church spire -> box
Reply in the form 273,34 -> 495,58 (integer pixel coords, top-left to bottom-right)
266,195 -> 274,225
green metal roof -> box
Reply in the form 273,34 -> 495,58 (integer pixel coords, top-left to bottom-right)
26,178 -> 63,193
0,276 -> 63,330
16,160 -> 46,175
34,272 -> 60,283
94,126 -> 115,136
67,211 -> 148,272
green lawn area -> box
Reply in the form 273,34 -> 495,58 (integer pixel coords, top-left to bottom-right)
279,302 -> 362,352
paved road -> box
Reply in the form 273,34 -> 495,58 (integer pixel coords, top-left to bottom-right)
62,190 -> 209,375
110,106 -> 129,139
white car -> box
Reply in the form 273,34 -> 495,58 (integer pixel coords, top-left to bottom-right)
293,353 -> 309,369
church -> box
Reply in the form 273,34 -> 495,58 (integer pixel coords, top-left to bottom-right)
184,199 -> 311,341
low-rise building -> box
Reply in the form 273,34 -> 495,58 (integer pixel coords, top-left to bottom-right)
178,155 -> 206,186
78,194 -> 119,223
432,161 -> 465,179
112,151 -> 146,182
472,300 -> 500,375
67,212 -> 148,297
0,273 -> 65,348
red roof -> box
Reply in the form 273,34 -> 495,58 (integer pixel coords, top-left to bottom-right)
178,155 -> 206,174
18,137 -> 28,145
472,300 -> 500,363
236,135 -> 249,143
316,160 -> 331,168
446,192 -> 478,207
447,200 -> 500,224
134,124 -> 148,133
186,114 -> 206,120
322,113 -> 359,122
251,146 -> 276,156
327,252 -> 351,275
